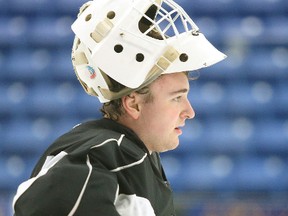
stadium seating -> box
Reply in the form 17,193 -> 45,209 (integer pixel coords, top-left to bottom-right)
0,0 -> 287,215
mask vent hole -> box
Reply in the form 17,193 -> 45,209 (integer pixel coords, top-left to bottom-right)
107,11 -> 116,19
85,14 -> 92,21
136,53 -> 145,62
114,44 -> 123,53
179,53 -> 188,62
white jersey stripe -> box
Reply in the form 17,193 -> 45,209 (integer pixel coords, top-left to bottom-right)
90,134 -> 125,149
110,154 -> 148,172
68,155 -> 93,216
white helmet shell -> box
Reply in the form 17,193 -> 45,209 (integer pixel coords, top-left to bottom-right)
71,0 -> 226,102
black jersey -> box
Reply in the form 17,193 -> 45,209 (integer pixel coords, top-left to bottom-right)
13,119 -> 176,216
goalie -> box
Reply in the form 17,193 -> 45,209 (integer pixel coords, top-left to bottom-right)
13,0 -> 226,215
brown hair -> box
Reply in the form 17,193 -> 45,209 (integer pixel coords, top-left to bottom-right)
100,81 -> 153,121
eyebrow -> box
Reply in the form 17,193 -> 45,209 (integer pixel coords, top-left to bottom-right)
169,88 -> 189,95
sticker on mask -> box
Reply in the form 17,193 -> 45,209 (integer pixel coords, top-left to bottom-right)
86,66 -> 96,79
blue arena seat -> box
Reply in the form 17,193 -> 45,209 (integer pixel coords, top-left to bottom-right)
50,49 -> 76,81
2,118 -> 48,154
28,17 -> 74,47
0,1 -> 9,14
0,16 -> 29,47
182,0 -> 242,16
164,155 -> 237,191
239,0 -> 288,16
8,0 -> 54,15
244,48 -> 287,79
5,49 -> 52,81
226,81 -> 275,115
74,90 -> 103,119
252,119 -> 288,154
276,81 -> 288,113
184,0 -> 287,16
265,16 -> 288,45
163,153 -> 288,192
0,155 -> 38,190
234,156 -> 288,191
0,82 -> 31,118
1,116 -> 80,155
26,83 -> 78,117
55,0 -> 88,14
0,84 -> 11,115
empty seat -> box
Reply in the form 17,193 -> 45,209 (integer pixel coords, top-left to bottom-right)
28,17 -> 74,47
74,90 -> 103,119
187,117 -> 254,153
235,156 -> 288,191
264,16 -> 288,45
0,16 -> 29,47
5,48 -> 53,81
162,153 -> 288,192
2,116 -> 81,155
50,49 -> 76,81
276,81 -> 288,113
183,0 -> 244,16
244,48 -> 287,79
8,0 -> 55,15
5,48 -> 77,82
188,81 -> 228,116
161,154 -> 237,191
0,1 -> 9,14
226,81 -> 275,115
236,0 -> 287,15
252,119 -> 288,154
3,118 -> 50,154
55,0 -> 87,15
0,155 -> 38,190
0,82 -> 30,117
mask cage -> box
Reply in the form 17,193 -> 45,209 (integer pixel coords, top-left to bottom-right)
138,0 -> 199,40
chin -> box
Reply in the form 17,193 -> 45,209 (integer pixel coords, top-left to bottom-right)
171,143 -> 180,150
162,142 -> 179,153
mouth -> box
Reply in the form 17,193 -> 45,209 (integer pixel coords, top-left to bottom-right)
175,127 -> 183,135
175,123 -> 185,135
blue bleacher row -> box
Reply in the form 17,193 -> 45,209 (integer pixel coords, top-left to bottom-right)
162,153 -> 288,192
0,0 -> 86,16
1,0 -> 288,16
1,15 -> 287,48
0,16 -> 74,48
178,117 -> 288,154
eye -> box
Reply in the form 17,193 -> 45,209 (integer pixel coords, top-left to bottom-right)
173,96 -> 182,102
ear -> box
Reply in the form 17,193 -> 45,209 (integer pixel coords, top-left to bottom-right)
121,92 -> 141,120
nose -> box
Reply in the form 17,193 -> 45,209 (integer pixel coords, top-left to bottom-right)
181,98 -> 195,120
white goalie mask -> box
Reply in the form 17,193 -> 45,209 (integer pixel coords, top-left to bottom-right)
71,0 -> 226,103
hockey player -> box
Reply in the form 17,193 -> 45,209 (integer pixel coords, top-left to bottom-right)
13,0 -> 226,215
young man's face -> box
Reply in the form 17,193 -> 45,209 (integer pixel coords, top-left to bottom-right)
137,72 -> 195,153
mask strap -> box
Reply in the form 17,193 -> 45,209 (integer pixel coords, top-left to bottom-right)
99,46 -> 179,100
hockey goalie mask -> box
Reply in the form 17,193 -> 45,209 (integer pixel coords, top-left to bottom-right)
71,0 -> 226,103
